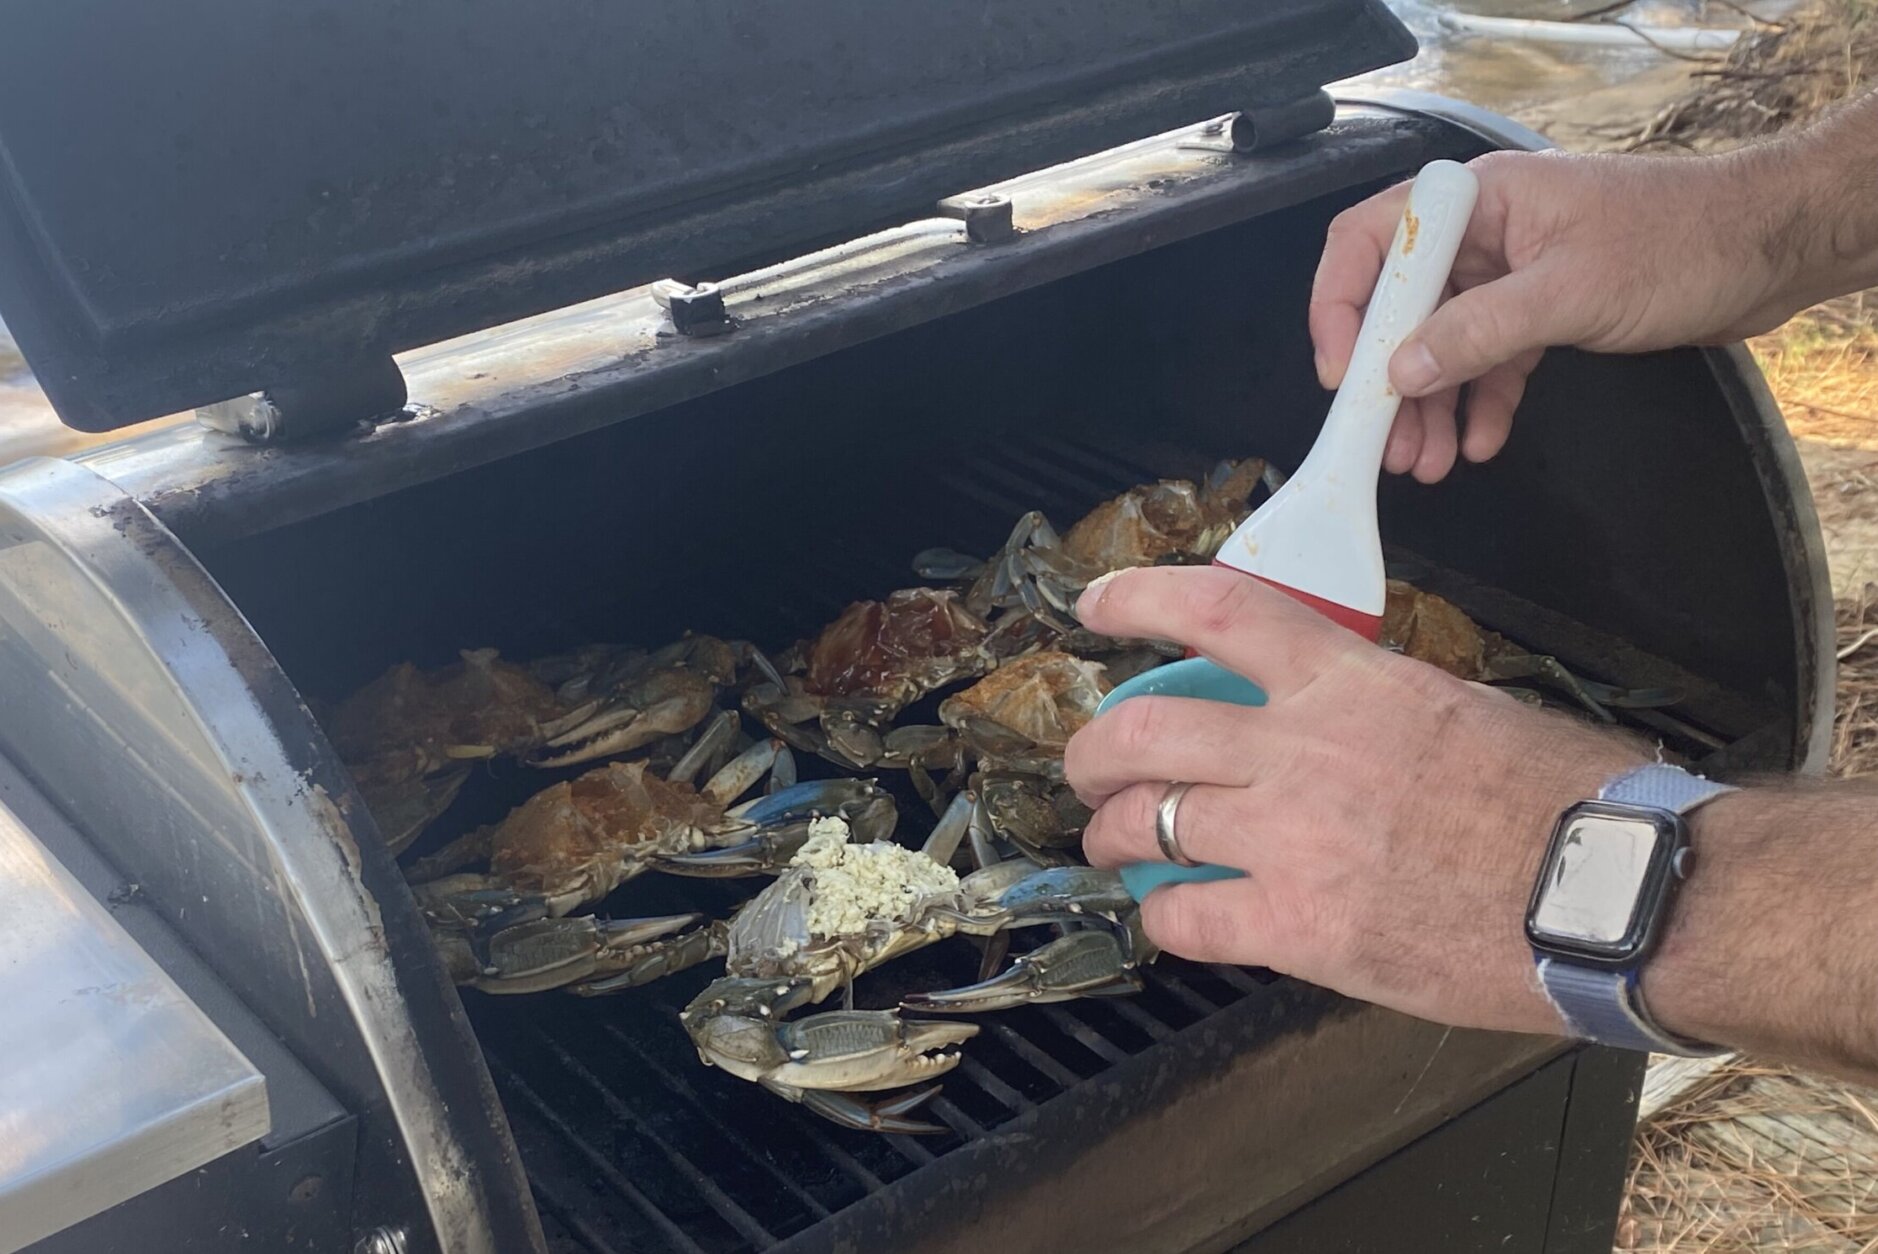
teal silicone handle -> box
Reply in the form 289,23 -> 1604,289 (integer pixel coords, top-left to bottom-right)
1093,656 -> 1265,901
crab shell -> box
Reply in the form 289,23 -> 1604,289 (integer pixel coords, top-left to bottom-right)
1380,580 -> 1496,679
937,650 -> 1111,758
803,588 -> 994,709
486,759 -> 731,912
329,647 -> 574,767
1059,457 -> 1266,572
724,864 -> 963,1002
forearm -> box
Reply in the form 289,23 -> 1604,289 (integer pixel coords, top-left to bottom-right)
1734,90 -> 1878,314
1647,778 -> 1878,1080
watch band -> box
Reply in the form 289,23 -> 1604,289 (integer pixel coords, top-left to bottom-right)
1599,762 -> 1735,812
1535,763 -> 1734,1057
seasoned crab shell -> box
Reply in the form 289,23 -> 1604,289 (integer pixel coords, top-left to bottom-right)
804,587 -> 994,707
329,647 -> 574,768
487,759 -> 731,899
1380,580 -> 1491,679
1058,457 -> 1267,571
938,650 -> 1111,758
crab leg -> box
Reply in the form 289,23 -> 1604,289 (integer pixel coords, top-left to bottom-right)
787,1084 -> 950,1137
439,912 -> 704,996
700,736 -> 783,804
901,928 -> 1144,1013
658,779 -> 897,875
919,790 -> 975,869
1482,652 -> 1682,721
571,919 -> 730,996
666,710 -> 742,786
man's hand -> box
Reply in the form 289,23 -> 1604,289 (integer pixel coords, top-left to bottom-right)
1067,565 -> 1646,1035
1310,93 -> 1878,484
1067,566 -> 1878,1081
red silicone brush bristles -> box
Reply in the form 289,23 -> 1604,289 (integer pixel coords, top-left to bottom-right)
1253,575 -> 1384,642
1193,559 -> 1385,646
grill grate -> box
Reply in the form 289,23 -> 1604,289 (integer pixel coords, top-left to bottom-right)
447,433 -> 1717,1253
475,938 -> 1278,1254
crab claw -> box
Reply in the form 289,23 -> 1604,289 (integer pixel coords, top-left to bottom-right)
901,929 -> 1143,1013
954,863 -> 1136,927
768,1011 -> 978,1094
792,1084 -> 950,1136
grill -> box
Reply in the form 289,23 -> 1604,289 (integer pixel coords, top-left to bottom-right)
0,7 -> 1832,1248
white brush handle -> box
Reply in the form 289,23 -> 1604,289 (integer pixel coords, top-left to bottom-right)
1217,159 -> 1479,620
1303,158 -> 1478,493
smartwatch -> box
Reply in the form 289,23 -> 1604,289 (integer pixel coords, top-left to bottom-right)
1526,762 -> 1732,1056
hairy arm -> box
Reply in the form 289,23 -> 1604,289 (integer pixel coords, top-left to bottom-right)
1647,781 -> 1878,1077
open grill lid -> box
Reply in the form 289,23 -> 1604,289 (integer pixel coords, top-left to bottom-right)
0,0 -> 1413,434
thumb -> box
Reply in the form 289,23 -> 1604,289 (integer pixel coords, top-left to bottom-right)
1389,270 -> 1561,398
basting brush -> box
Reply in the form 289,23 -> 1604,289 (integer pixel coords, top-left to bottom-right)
1096,158 -> 1481,900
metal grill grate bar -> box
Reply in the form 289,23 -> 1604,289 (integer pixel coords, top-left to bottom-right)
492,1058 -> 710,1254
600,1024 -> 835,1221
1206,964 -> 1272,995
883,1133 -> 938,1165
537,1030 -> 780,1249
1103,995 -> 1175,1042
955,1053 -> 1035,1113
1037,1005 -> 1131,1066
1144,966 -> 1224,1016
928,1096 -> 985,1141
982,1019 -> 1084,1089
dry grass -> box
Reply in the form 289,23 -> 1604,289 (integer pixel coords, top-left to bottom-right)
1752,294 -> 1878,446
1624,0 -> 1877,150
1614,597 -> 1878,1252
1832,585 -> 1878,776
1618,1062 -> 1878,1251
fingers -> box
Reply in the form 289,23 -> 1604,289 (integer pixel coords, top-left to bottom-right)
1137,877 -> 1271,967
1383,404 -> 1425,476
1311,298 -> 1365,392
1063,696 -> 1259,806
1411,388 -> 1461,484
1310,184 -> 1411,389
1461,351 -> 1542,464
1082,779 -> 1257,870
1074,566 -> 1355,698
1389,270 -> 1559,398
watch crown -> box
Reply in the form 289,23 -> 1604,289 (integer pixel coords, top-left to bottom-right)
1671,847 -> 1695,879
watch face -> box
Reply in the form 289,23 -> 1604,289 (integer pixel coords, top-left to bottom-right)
1528,806 -> 1677,959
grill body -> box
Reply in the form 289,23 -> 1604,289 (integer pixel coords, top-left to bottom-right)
0,98 -> 1830,1254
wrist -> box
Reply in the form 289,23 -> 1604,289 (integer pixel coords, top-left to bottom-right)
1643,782 -> 1878,1076
1634,789 -> 1753,1048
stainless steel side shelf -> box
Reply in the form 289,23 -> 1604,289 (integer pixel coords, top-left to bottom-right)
0,797 -> 270,1253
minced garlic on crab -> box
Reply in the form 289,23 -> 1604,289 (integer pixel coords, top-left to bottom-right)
791,816 -> 961,937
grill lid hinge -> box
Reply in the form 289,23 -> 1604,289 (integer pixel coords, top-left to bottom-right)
195,354 -> 409,444
1177,93 -> 1338,155
938,192 -> 1015,244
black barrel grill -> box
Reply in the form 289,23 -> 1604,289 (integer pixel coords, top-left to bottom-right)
0,4 -> 1830,1252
